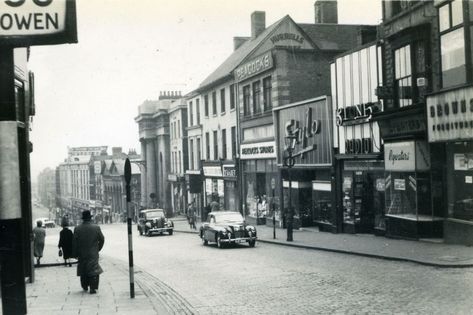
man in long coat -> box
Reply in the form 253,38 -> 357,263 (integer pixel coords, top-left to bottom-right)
73,210 -> 105,294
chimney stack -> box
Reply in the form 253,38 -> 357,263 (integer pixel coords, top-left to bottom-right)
233,37 -> 249,51
251,11 -> 265,39
314,0 -> 338,24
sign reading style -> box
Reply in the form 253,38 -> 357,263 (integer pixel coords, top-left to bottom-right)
234,51 -> 273,82
0,0 -> 77,46
274,96 -> 332,166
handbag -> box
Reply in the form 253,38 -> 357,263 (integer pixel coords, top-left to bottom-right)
58,249 -> 63,257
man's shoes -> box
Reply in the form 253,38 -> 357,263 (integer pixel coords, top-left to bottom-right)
89,289 -> 97,294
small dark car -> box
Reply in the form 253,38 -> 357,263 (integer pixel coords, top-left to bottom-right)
137,209 -> 174,236
200,211 -> 257,248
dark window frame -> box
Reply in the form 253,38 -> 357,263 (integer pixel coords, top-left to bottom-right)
213,130 -> 218,160
230,84 -> 236,110
252,80 -> 261,114
212,91 -> 217,116
243,85 -> 251,116
220,88 -> 226,113
204,95 -> 209,117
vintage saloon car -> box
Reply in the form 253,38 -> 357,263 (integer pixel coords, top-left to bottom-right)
137,209 -> 174,236
200,211 -> 257,248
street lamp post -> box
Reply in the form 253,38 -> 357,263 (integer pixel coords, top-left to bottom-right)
283,134 -> 297,242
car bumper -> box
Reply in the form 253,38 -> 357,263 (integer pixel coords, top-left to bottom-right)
147,227 -> 173,233
220,236 -> 257,243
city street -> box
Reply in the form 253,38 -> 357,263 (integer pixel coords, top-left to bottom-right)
68,223 -> 473,314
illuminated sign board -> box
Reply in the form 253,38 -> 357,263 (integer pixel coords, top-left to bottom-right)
240,141 -> 276,160
0,0 -> 77,46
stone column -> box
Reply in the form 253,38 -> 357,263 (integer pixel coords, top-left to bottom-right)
140,140 -> 147,207
146,139 -> 157,207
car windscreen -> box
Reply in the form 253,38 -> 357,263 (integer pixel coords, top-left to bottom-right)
145,211 -> 164,219
215,213 -> 244,224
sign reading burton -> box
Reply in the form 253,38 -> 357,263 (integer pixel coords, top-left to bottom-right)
0,0 -> 77,46
234,51 -> 273,82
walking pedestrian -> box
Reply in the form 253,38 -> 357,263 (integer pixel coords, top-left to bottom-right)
33,220 -> 46,266
188,202 -> 197,230
73,210 -> 105,294
58,217 -> 73,267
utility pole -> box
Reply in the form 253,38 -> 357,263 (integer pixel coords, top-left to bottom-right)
0,47 -> 27,315
124,158 -> 135,298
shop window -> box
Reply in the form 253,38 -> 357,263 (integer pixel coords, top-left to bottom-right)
312,181 -> 333,225
385,172 -> 433,220
439,0 -> 467,88
447,142 -> 473,222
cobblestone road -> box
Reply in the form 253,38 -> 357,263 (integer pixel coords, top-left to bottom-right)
100,224 -> 473,314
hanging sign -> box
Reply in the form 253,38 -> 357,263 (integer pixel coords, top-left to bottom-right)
0,0 -> 77,46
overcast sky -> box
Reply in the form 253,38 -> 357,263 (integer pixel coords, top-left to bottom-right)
28,0 -> 381,179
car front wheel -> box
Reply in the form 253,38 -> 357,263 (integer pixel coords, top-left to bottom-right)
249,239 -> 256,248
168,229 -> 173,235
139,227 -> 143,236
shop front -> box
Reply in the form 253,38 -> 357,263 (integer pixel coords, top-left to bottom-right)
274,96 -> 333,229
331,43 -> 385,234
185,170 -> 203,220
383,140 -> 443,238
168,174 -> 186,216
427,85 -> 473,245
240,141 -> 279,225
202,163 -> 224,217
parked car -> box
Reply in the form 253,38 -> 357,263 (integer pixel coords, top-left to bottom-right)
137,209 -> 173,236
200,211 -> 257,248
35,218 -> 56,228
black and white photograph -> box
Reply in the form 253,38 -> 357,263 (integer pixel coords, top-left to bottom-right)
1,0 -> 473,314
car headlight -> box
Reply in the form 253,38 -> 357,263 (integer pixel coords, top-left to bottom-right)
145,222 -> 151,228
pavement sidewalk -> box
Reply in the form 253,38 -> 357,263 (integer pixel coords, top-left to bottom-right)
26,242 -> 194,315
173,216 -> 473,268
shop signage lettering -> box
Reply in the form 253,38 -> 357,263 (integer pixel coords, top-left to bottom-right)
235,52 -> 273,82
285,107 -> 320,150
388,150 -> 410,164
426,86 -> 473,142
240,141 -> 276,160
223,166 -> 236,178
0,0 -> 77,46
336,102 -> 380,126
270,32 -> 304,45
167,174 -> 177,181
345,138 -> 372,154
203,166 -> 222,177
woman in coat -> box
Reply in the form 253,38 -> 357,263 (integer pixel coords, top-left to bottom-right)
58,218 -> 74,267
73,210 -> 105,294
33,220 -> 46,266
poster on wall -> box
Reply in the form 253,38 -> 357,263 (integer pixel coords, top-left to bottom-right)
454,154 -> 473,171
394,179 -> 406,191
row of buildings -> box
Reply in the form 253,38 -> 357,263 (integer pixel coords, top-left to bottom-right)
47,0 -> 472,246
40,146 -> 142,225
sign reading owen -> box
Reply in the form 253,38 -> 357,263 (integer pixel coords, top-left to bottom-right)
0,0 -> 77,46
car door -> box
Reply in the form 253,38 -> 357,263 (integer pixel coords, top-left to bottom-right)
205,215 -> 216,242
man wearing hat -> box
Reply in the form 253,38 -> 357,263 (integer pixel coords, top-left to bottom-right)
73,210 -> 105,294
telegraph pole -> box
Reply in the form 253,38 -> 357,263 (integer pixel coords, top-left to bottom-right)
0,47 -> 27,315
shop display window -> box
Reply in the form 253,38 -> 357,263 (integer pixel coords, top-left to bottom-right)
243,159 -> 279,219
447,142 -> 473,222
283,182 -> 312,227
312,181 -> 333,225
385,172 -> 433,220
